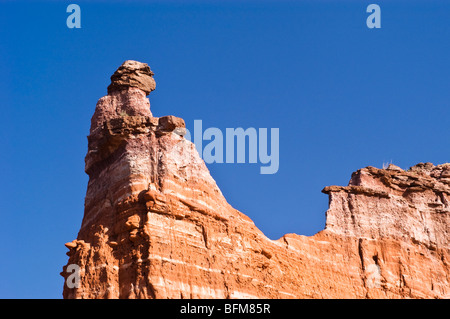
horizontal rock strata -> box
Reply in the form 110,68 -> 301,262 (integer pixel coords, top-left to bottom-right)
62,61 -> 449,299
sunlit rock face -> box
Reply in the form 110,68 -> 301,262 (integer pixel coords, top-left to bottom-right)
62,61 -> 449,299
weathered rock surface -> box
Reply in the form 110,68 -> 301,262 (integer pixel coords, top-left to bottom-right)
107,60 -> 156,96
62,62 -> 449,299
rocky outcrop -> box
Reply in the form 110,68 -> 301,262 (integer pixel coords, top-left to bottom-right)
61,61 -> 449,299
107,60 -> 156,95
323,164 -> 450,249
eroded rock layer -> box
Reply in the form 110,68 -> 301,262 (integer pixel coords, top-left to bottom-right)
62,61 -> 449,299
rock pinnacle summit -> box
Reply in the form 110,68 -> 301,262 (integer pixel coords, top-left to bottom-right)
62,61 -> 449,299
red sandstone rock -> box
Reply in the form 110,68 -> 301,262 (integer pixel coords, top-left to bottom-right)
107,60 -> 156,95
61,62 -> 449,299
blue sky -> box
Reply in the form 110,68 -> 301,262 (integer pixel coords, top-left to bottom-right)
1,0 -> 449,298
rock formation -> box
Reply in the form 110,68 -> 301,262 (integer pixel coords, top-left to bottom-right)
61,61 -> 450,299
107,60 -> 156,96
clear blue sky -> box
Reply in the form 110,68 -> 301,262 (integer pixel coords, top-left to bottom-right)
1,0 -> 449,298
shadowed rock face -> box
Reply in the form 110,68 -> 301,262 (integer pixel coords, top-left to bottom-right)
62,61 -> 450,299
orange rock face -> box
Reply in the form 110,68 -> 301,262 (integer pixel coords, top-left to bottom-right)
61,61 -> 449,299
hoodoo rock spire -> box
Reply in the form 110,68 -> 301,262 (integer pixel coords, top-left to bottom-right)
62,61 -> 449,299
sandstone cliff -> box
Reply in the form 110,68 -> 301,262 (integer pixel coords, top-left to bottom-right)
61,61 -> 449,299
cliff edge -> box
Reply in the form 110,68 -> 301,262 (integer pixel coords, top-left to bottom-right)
61,61 -> 449,299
